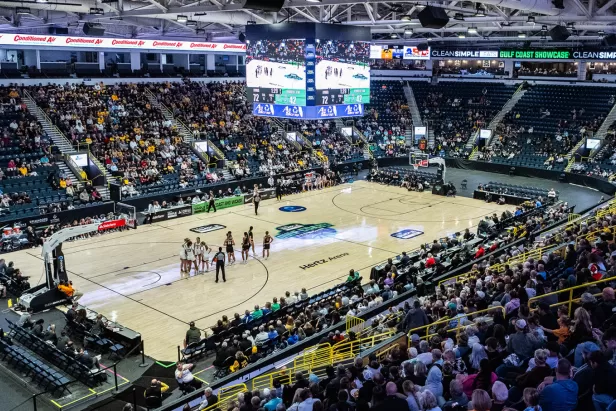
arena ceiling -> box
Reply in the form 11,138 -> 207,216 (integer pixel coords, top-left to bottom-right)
0,0 -> 614,46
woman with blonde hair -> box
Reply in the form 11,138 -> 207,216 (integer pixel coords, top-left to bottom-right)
565,307 -> 594,352
420,390 -> 442,411
470,389 -> 492,411
287,388 -> 304,411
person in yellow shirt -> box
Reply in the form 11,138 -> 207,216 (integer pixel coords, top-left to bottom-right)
59,179 -> 67,189
80,170 -> 86,179
144,379 -> 169,406
18,165 -> 28,176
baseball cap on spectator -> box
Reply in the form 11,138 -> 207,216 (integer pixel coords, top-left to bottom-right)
476,291 -> 486,299
515,319 -> 527,329
411,334 -> 420,343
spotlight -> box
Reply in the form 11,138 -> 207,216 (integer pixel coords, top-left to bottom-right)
400,15 -> 412,21
391,33 -> 398,38
458,33 -> 466,38
475,4 -> 486,16
527,16 -> 535,23
176,15 -> 188,22
404,28 -> 413,35
566,22 -> 574,30
467,27 -> 478,34
454,13 -> 465,21
541,25 -> 548,31
518,33 -> 526,38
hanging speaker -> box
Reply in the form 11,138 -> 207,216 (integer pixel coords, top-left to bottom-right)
603,34 -> 616,46
238,32 -> 246,43
418,6 -> 449,29
83,22 -> 105,36
549,25 -> 570,41
417,43 -> 429,51
242,0 -> 284,12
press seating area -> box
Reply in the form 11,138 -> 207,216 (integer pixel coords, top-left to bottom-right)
0,337 -> 72,395
489,84 -> 615,170
6,319 -> 107,387
380,166 -> 440,185
412,81 -> 516,156
479,181 -> 557,201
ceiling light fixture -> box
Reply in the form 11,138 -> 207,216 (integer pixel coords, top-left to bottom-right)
454,13 -> 465,21
16,7 -> 31,14
541,25 -> 548,31
475,4 -> 486,16
404,28 -> 413,35
89,7 -> 104,15
186,19 -> 197,26
468,27 -> 478,34
176,15 -> 188,23
566,22 -> 574,29
598,30 -> 605,35
400,15 -> 412,21
518,33 -> 526,38
391,32 -> 398,38
527,16 -> 535,23
458,33 -> 466,38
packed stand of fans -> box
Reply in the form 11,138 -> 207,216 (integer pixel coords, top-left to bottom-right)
479,85 -> 613,170
0,87 -> 83,220
29,83 -> 199,194
516,64 -> 577,78
411,82 -> 516,158
355,80 -> 411,158
151,80 -> 321,178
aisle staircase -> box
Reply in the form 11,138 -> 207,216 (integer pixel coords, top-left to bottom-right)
404,82 -> 423,126
594,101 -> 616,140
475,85 -> 527,151
427,128 -> 435,149
144,89 -> 195,145
22,91 -> 74,154
564,138 -> 588,172
23,90 -> 113,198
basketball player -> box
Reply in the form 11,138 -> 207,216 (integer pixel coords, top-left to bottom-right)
262,231 -> 273,259
224,232 -> 236,264
253,186 -> 261,216
241,232 -> 250,264
199,241 -> 211,272
193,237 -> 201,271
180,238 -> 189,273
185,240 -> 197,274
212,247 -> 226,283
248,226 -> 256,256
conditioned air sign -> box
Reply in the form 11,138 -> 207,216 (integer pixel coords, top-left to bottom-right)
499,50 -> 571,59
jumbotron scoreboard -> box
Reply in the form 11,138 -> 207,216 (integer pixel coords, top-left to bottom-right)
245,23 -> 371,120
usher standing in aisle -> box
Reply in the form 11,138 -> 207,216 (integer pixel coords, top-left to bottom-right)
212,247 -> 226,283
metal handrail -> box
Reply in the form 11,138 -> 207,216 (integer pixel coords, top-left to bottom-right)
408,305 -> 506,341
528,276 -> 615,316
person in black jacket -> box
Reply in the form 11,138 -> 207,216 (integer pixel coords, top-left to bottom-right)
144,379 -> 169,408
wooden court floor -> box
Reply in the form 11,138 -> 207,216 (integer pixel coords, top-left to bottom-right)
12,181 -> 509,360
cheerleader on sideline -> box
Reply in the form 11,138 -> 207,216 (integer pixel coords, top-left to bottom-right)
199,241 -> 211,272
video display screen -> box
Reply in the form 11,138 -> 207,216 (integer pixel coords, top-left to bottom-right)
246,39 -> 306,106
315,40 -> 370,105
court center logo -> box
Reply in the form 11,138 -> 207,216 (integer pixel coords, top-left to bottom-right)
279,206 -> 307,212
391,229 -> 424,239
275,223 -> 336,239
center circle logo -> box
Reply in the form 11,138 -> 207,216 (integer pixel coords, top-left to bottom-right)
279,206 -> 307,212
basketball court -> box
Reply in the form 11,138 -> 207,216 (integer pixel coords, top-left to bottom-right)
10,180 -> 509,360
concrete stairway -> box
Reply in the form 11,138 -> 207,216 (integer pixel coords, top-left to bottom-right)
23,91 -> 113,198
22,91 -> 74,154
144,89 -> 194,145
564,138 -> 587,172
595,102 -> 616,140
427,128 -> 435,149
404,82 -> 423,126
